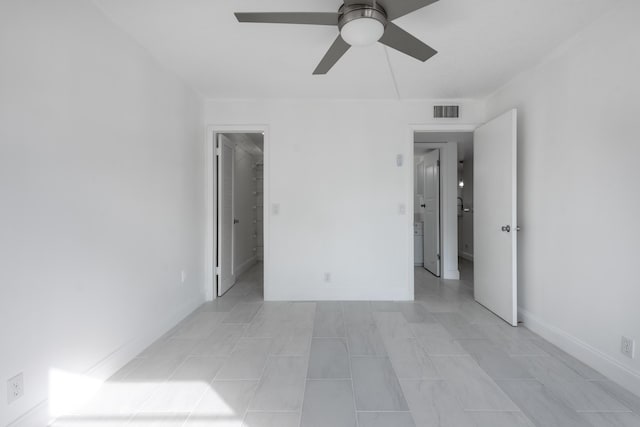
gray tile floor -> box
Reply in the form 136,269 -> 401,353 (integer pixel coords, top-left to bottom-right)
52,261 -> 640,426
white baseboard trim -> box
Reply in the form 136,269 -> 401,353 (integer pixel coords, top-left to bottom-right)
443,269 -> 460,280
460,252 -> 474,262
235,256 -> 257,278
7,400 -> 48,427
9,296 -> 204,427
519,307 -> 640,398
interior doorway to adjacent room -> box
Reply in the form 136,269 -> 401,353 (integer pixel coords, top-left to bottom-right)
209,130 -> 266,300
413,131 -> 474,281
411,109 -> 518,327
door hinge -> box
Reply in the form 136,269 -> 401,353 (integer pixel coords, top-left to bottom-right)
437,254 -> 441,260
437,160 -> 440,167
215,266 -> 221,275
216,146 -> 221,156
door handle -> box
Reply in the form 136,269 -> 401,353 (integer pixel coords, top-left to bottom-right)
234,219 -> 240,224
420,204 -> 426,208
501,225 -> 511,232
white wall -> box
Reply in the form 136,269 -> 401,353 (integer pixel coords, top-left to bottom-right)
0,1 -> 205,425
205,100 -> 483,300
485,0 -> 640,396
234,145 -> 258,275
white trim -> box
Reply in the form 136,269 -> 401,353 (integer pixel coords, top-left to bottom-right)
10,297 -> 202,427
205,125 -> 269,301
460,251 -> 474,262
444,269 -> 461,280
520,307 -> 640,397
235,256 -> 257,279
7,400 -> 47,427
408,124 -> 481,288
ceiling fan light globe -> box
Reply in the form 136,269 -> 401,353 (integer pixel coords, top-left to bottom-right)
340,18 -> 385,46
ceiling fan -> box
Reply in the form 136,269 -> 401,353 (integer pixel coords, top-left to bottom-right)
235,0 -> 440,75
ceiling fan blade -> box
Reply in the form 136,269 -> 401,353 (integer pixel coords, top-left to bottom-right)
375,0 -> 439,20
235,12 -> 339,26
313,36 -> 350,75
379,22 -> 437,62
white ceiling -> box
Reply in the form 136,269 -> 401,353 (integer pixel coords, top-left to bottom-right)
93,0 -> 619,99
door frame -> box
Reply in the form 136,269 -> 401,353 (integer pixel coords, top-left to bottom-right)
205,125 -> 270,301
407,124 -> 479,293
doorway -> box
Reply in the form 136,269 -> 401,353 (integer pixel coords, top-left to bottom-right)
206,127 -> 268,301
410,110 -> 518,326
413,132 -> 474,281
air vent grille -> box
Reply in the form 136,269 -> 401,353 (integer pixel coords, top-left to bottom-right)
433,105 -> 459,118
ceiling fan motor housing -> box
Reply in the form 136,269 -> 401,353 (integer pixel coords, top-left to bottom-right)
338,3 -> 388,46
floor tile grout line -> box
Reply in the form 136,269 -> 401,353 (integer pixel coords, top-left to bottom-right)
342,302 -> 360,427
297,306 -> 316,427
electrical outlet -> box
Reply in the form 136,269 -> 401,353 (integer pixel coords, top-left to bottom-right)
621,336 -> 635,359
323,273 -> 331,283
7,373 -> 23,404
181,270 -> 187,284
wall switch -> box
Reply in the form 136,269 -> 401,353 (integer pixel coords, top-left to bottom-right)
181,270 -> 187,284
323,273 -> 331,283
272,203 -> 280,215
398,203 -> 406,215
7,373 -> 23,404
396,154 -> 404,167
621,336 -> 635,359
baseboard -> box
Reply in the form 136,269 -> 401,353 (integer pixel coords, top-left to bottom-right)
7,400 -> 48,427
8,296 -> 204,427
443,269 -> 460,280
519,307 -> 640,398
460,252 -> 474,262
235,256 -> 257,278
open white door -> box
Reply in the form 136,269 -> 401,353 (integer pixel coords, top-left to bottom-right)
217,135 -> 236,296
474,109 -> 518,326
422,150 -> 441,277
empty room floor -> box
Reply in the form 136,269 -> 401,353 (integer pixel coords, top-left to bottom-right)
52,262 -> 640,427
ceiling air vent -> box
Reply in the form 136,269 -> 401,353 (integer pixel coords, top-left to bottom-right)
433,105 -> 459,119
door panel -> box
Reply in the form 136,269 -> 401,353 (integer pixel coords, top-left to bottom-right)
422,150 -> 441,277
217,135 -> 236,296
474,109 -> 518,326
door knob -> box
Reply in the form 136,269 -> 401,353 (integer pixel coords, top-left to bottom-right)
501,225 -> 511,232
